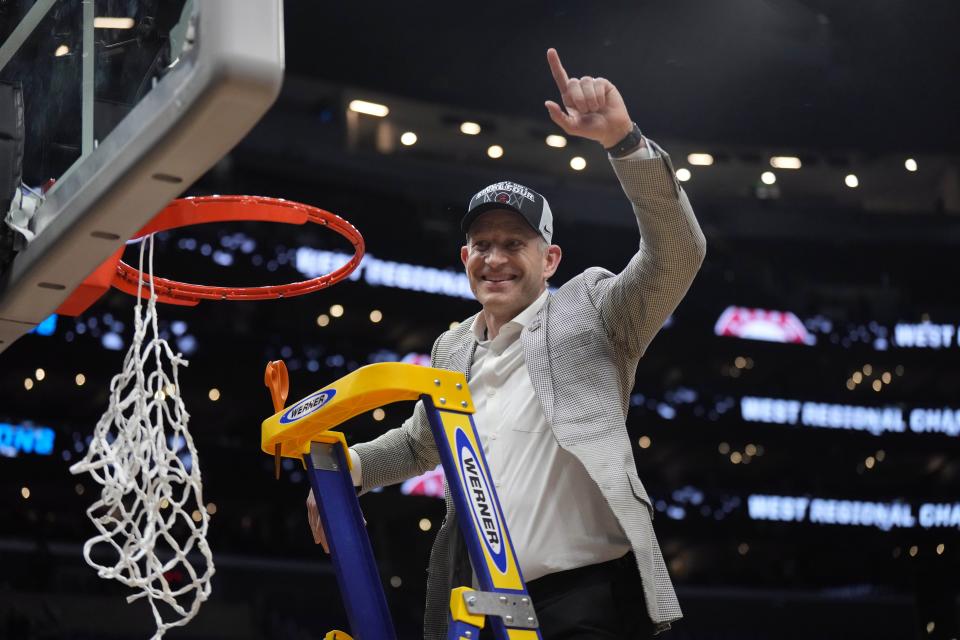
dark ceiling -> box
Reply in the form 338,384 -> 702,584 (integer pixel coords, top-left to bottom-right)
285,0 -> 960,153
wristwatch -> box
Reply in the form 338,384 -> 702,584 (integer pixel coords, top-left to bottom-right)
605,122 -> 644,158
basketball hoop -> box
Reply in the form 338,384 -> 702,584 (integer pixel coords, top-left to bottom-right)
66,195 -> 364,638
58,195 -> 365,314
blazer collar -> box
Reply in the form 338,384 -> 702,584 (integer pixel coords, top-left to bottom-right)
469,289 -> 550,341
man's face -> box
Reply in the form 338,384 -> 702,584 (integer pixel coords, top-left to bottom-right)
460,210 -> 561,319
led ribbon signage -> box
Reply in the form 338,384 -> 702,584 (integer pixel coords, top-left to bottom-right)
0,423 -> 55,457
749,494 -> 960,531
741,396 -> 960,437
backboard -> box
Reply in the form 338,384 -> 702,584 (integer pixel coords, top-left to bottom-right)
0,0 -> 285,353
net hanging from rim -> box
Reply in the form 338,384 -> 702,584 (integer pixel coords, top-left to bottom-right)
64,195 -> 364,638
69,235 -> 214,639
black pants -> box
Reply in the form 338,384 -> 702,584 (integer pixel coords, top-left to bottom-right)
478,553 -> 657,640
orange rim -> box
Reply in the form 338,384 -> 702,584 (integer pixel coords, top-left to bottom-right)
112,195 -> 364,304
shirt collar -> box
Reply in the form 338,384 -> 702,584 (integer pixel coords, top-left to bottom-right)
471,289 -> 549,342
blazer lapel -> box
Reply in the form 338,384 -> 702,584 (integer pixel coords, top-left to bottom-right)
447,337 -> 477,379
521,294 -> 555,425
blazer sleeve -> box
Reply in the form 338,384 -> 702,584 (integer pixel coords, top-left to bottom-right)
591,140 -> 707,359
351,337 -> 443,494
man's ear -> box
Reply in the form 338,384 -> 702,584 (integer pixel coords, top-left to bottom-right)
460,244 -> 469,268
543,244 -> 562,280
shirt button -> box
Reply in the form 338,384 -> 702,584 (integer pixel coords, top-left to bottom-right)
490,433 -> 498,440
487,389 -> 495,397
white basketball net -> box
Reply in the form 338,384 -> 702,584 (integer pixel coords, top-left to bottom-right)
70,235 -> 215,639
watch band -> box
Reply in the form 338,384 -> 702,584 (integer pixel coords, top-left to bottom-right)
605,122 -> 644,158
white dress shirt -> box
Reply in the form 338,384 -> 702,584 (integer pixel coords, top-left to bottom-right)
467,290 -> 630,582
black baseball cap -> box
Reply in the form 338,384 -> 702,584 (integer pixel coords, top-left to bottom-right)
461,181 -> 554,243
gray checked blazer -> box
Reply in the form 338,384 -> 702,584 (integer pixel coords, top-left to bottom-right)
354,141 -> 707,639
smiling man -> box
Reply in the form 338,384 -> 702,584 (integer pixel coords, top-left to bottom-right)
460,191 -> 560,340
308,48 -> 706,639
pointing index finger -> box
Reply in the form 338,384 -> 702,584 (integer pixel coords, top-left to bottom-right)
547,48 -> 570,93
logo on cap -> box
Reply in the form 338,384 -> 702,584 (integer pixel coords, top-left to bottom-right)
476,181 -> 536,203
495,192 -> 510,204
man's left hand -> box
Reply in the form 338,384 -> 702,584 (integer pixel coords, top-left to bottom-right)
544,48 -> 634,149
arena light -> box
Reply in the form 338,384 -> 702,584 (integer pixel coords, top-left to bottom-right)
687,153 -> 714,166
208,388 -> 221,401
94,17 -> 136,29
761,171 -> 776,185
348,99 -> 389,118
487,144 -> 504,159
546,134 -> 567,148
330,304 -> 344,318
905,158 -> 918,172
460,121 -> 481,135
845,174 -> 859,188
770,156 -> 802,169
35,368 -> 45,381
400,131 -> 417,146
675,167 -> 691,182
54,44 -> 70,57
75,373 -> 86,386
569,156 -> 586,171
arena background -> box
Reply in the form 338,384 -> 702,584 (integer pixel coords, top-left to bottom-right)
2,1 -> 959,638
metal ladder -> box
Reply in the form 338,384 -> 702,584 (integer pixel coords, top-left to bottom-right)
262,361 -> 543,640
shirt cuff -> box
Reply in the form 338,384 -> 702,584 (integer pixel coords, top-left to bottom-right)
610,136 -> 658,161
349,448 -> 362,487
